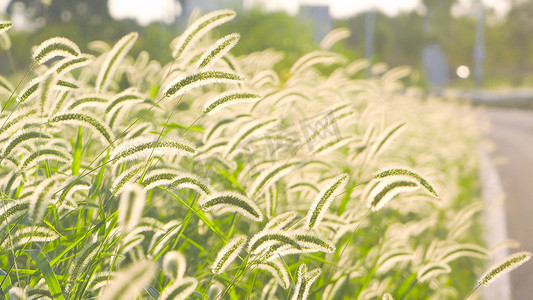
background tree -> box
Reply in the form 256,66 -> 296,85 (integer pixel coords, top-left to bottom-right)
1,0 -> 533,87
7,0 -> 111,26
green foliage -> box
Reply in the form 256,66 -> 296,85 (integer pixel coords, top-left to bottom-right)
0,10 -> 508,300
221,9 -> 317,73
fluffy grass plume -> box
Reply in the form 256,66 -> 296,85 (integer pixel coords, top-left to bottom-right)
28,176 -> 59,223
436,243 -> 488,264
159,277 -> 198,300
197,33 -> 240,69
261,280 -> 279,300
2,130 -> 51,158
1,226 -> 59,248
290,51 -> 346,74
99,261 -> 156,300
105,88 -> 143,114
110,163 -> 144,195
313,135 -> 355,155
382,66 -> 411,83
377,249 -> 413,273
0,108 -> 36,139
202,116 -> 241,143
251,69 -> 279,88
368,122 -> 406,159
320,28 -> 351,50
55,81 -> 76,92
306,173 -> 349,229
142,169 -> 212,195
264,211 -> 299,230
294,233 -> 335,253
195,139 -> 228,160
249,161 -> 299,199
124,122 -> 152,140
110,137 -> 195,164
87,272 -> 115,293
0,20 -> 12,34
346,58 -> 370,75
172,9 -> 236,60
7,287 -> 25,299
247,230 -> 301,255
211,234 -> 247,274
224,118 -> 277,158
417,263 -> 451,282
16,78 -> 39,103
56,79 -> 79,90
163,70 -> 243,100
68,95 -> 108,110
96,32 -> 138,91
118,183 -> 146,234
163,251 -> 187,280
167,173 -> 212,195
56,179 -> 91,206
37,71 -> 59,114
66,242 -> 100,292
0,200 -> 29,232
374,167 -> 438,197
478,251 -> 532,286
49,111 -> 115,145
54,54 -> 94,75
257,259 -> 291,289
203,90 -> 261,115
20,148 -> 71,171
367,179 -> 419,212
301,108 -> 354,149
291,264 -> 322,300
50,90 -> 70,115
200,191 -> 263,221
382,293 -> 395,300
151,221 -> 182,256
32,37 -> 80,64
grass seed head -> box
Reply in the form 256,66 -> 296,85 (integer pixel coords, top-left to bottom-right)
306,173 -> 349,229
0,20 -> 13,34
118,183 -> 146,234
200,191 -> 263,222
172,9 -> 236,59
479,251 -> 532,286
163,251 -> 187,280
212,234 -> 247,274
32,37 -> 80,64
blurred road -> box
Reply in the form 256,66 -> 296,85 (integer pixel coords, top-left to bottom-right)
486,108 -> 533,300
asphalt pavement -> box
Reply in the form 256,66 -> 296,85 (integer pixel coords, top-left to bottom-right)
486,108 -> 533,300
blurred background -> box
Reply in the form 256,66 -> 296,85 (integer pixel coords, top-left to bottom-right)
0,0 -> 532,93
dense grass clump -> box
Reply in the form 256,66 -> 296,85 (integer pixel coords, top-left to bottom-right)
0,10 -> 528,300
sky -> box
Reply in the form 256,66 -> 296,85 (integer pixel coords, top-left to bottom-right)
246,0 -> 423,17
0,0 -> 511,26
245,0 -> 510,18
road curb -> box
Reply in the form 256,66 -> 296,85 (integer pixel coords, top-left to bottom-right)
478,147 -> 512,300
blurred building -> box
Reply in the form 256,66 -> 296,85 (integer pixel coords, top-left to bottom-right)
422,43 -> 450,88
177,0 -> 332,43
299,5 -> 332,42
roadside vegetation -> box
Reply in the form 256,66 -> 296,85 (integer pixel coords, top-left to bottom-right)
0,10 -> 529,300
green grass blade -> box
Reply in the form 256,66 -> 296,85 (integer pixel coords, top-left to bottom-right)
72,126 -> 83,175
161,188 -> 227,241
27,249 -> 65,300
49,215 -> 109,266
217,169 -> 243,191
